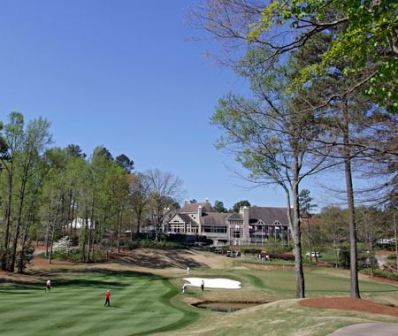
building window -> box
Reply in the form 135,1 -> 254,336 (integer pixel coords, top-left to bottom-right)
203,226 -> 227,233
233,230 -> 240,238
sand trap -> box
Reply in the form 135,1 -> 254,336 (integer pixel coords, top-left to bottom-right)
184,277 -> 241,289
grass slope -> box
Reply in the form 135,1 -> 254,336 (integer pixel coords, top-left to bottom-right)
162,299 -> 398,336
0,270 -> 197,336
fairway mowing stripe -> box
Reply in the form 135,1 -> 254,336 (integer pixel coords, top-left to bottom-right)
78,279 -> 188,336
1,286 -> 102,319
0,290 -> 97,329
25,292 -> 115,332
31,281 -> 171,335
110,278 -> 151,306
0,273 -> 197,336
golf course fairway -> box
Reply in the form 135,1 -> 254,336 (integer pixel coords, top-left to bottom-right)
0,270 -> 197,336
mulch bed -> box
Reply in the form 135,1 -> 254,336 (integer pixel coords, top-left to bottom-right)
300,297 -> 398,318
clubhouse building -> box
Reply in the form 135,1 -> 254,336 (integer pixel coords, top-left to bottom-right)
164,201 -> 290,246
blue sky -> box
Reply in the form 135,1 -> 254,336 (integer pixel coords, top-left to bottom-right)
0,0 -> 334,209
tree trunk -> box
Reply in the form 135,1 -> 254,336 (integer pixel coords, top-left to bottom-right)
48,221 -> 55,264
17,221 -> 30,274
342,98 -> 361,299
135,208 -> 142,235
394,211 -> 398,271
17,197 -> 36,273
284,174 -> 305,298
9,162 -> 31,272
80,216 -> 87,262
292,158 -> 305,298
1,167 -> 14,271
45,217 -> 50,258
117,209 -> 122,253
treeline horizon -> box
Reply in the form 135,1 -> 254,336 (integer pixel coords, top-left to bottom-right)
0,112 -> 184,272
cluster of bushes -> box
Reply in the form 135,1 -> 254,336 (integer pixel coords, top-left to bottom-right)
361,269 -> 398,281
239,247 -> 262,254
267,253 -> 295,261
238,248 -> 295,261
338,247 -> 378,269
263,241 -> 293,254
237,242 -> 293,255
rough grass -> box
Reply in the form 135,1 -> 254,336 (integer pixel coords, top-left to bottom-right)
0,270 -> 197,336
159,299 -> 398,336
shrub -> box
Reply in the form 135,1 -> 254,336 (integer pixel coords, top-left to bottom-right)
240,247 -> 262,255
16,241 -> 35,273
268,253 -> 295,261
53,236 -> 70,254
264,241 -> 293,254
361,269 -> 398,281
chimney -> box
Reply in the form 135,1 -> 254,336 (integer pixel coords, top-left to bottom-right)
197,205 -> 203,233
240,206 -> 250,242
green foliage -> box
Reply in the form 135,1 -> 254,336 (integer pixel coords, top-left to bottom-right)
361,269 -> 398,281
213,200 -> 227,213
298,189 -> 317,215
264,240 -> 293,254
239,247 -> 262,254
249,0 -> 398,112
16,241 -> 35,273
0,111 -> 184,269
232,200 -> 251,213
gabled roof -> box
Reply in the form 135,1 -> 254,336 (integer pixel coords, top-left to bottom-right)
227,213 -> 243,221
200,213 -> 229,226
169,213 -> 198,226
178,213 -> 198,226
249,207 -> 289,225
180,201 -> 215,213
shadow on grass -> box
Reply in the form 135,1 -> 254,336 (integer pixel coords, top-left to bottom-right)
0,269 -> 162,291
111,249 -> 205,269
60,268 -> 167,281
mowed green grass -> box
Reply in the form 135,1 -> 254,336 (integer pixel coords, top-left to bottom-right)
165,266 -> 398,336
190,264 -> 398,302
0,271 -> 197,336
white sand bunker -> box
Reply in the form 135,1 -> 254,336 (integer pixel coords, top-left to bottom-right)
184,277 -> 241,289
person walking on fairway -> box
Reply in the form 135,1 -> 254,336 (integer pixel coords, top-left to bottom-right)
45,279 -> 51,293
182,283 -> 187,294
104,290 -> 111,307
201,280 -> 205,291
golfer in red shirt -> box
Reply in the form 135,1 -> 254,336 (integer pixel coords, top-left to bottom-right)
104,290 -> 111,307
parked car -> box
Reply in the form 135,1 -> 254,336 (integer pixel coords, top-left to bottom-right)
305,251 -> 321,258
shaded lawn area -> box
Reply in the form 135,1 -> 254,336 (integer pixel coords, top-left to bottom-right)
186,265 -> 398,303
0,271 -> 198,336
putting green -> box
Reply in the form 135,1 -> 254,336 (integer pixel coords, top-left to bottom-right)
0,270 -> 197,336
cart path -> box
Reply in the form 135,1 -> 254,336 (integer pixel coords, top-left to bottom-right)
329,323 -> 398,336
